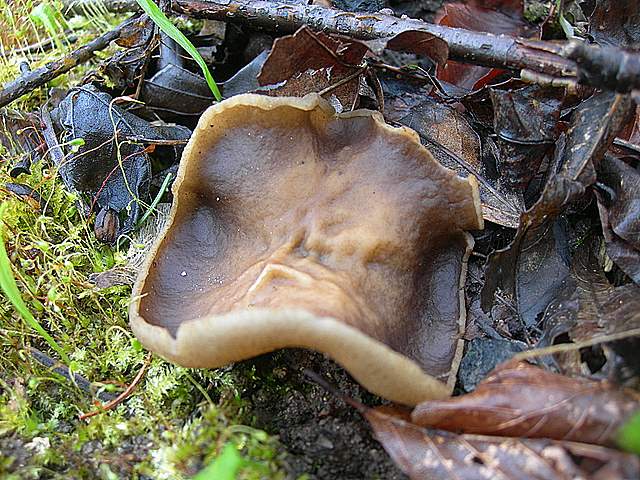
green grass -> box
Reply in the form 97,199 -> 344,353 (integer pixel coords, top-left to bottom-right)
0,4 -> 282,477
134,0 -> 222,101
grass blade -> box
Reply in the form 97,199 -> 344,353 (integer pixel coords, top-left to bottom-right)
0,204 -> 69,363
192,443 -> 243,480
134,0 -> 222,101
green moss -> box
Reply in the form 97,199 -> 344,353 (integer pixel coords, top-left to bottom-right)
524,1 -> 551,23
0,11 -> 286,473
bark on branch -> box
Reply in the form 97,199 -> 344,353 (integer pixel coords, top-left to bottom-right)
0,15 -> 138,109
172,0 -> 640,93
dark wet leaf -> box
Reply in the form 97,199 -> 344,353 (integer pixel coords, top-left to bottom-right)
141,35 -> 215,119
482,91 -> 634,311
435,0 -> 538,90
52,85 -> 191,242
596,155 -> 640,284
221,50 -> 269,98
385,96 -> 524,228
0,112 -> 43,178
589,0 -> 640,48
257,26 -> 369,112
97,15 -> 156,91
366,405 -> 640,480
413,360 -> 640,447
539,240 -> 640,382
516,219 -> 571,329
490,85 -> 564,189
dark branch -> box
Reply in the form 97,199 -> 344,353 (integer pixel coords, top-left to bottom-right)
0,15 -> 138,108
171,0 -> 640,93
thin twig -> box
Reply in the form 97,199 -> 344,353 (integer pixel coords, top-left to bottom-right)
172,0 -> 640,92
0,15 -> 140,108
79,353 -> 151,420
513,328 -> 640,361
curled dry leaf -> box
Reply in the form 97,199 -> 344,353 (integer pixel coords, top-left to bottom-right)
412,360 -> 640,447
366,405 -> 640,480
385,96 -> 524,228
596,154 -> 640,283
257,26 -> 369,112
435,0 -> 538,90
0,112 -> 43,178
129,93 -> 483,405
482,91 -> 634,311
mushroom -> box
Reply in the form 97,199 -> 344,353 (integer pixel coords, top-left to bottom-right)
130,94 -> 483,405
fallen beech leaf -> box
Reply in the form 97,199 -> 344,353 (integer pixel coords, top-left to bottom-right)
366,405 -> 640,480
435,0 -> 538,90
482,91 -> 634,311
596,155 -> 640,283
257,26 -> 369,111
386,96 -> 524,228
539,241 -> 640,382
412,360 -> 640,447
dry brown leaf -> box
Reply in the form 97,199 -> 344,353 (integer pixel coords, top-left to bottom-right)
412,360 -> 640,447
366,405 -> 640,480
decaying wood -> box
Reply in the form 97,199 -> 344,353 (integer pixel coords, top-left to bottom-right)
171,0 -> 640,93
0,15 -> 139,108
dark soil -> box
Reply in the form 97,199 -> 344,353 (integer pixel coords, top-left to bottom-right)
237,349 -> 408,480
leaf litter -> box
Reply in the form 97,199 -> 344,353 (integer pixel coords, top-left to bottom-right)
2,0 -> 640,478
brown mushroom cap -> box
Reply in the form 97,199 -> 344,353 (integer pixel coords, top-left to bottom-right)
130,94 -> 483,405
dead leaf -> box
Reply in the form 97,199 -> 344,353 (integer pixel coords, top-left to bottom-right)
482,91 -> 634,311
52,85 -> 191,242
589,0 -> 640,48
257,26 -> 369,112
490,85 -> 564,190
412,360 -> 640,447
0,112 -> 43,178
538,240 -> 640,382
435,0 -> 538,90
367,30 -> 449,67
385,96 -> 524,228
366,405 -> 640,480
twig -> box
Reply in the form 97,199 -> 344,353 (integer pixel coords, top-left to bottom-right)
0,15 -> 139,108
513,328 -> 640,361
29,348 -> 117,402
79,353 -> 151,420
171,0 -> 640,93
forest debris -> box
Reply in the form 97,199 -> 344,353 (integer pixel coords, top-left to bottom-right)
458,338 -> 524,392
435,0 -> 539,90
256,26 -> 369,111
0,15 -> 142,108
596,154 -> 640,284
129,93 -> 483,405
385,96 -> 524,228
51,85 -> 190,242
366,405 -> 640,480
412,360 -> 640,447
588,0 -> 640,48
0,113 -> 43,178
537,241 -> 640,383
482,91 -> 633,312
490,85 -> 564,190
2,183 -> 42,211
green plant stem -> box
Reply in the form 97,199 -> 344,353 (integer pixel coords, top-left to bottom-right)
0,204 -> 70,363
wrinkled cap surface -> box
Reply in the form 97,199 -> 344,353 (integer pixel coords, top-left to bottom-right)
130,94 -> 483,405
